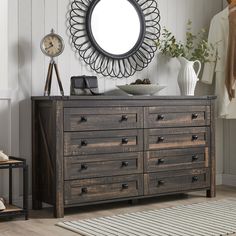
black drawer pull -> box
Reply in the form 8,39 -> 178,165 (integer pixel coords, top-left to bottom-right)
122,138 -> 129,144
81,187 -> 88,194
192,135 -> 198,141
158,158 -> 165,164
80,116 -> 87,122
192,113 -> 198,119
158,180 -> 165,186
122,183 -> 129,189
192,176 -> 199,182
192,155 -> 199,161
81,164 -> 88,170
122,161 -> 129,167
121,115 -> 128,121
157,114 -> 165,120
158,137 -> 165,143
81,140 -> 88,146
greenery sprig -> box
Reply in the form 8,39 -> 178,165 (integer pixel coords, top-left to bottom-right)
156,20 -> 216,63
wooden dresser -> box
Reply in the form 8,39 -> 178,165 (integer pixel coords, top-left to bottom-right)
32,96 -> 216,218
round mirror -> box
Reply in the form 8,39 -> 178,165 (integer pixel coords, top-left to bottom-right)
69,0 -> 161,78
90,0 -> 141,56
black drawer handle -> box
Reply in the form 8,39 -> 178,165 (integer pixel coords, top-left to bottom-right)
81,164 -> 88,170
122,138 -> 129,144
192,176 -> 199,182
192,113 -> 198,119
157,158 -> 165,164
121,115 -> 128,121
80,116 -> 87,122
192,155 -> 199,161
158,180 -> 165,186
81,140 -> 88,146
192,135 -> 198,141
158,137 -> 165,143
122,183 -> 129,189
122,161 -> 129,167
157,114 -> 165,120
81,187 -> 88,194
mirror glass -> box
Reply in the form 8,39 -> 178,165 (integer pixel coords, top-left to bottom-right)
91,0 -> 141,55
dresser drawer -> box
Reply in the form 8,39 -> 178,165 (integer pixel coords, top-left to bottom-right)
144,169 -> 210,195
64,107 -> 143,131
64,174 -> 143,205
144,147 -> 209,173
64,152 -> 143,180
144,106 -> 210,128
144,127 -> 209,151
64,130 -> 143,156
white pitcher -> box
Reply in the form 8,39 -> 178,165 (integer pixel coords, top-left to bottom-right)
177,57 -> 201,96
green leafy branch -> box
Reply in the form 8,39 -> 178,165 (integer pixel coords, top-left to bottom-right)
156,20 -> 217,63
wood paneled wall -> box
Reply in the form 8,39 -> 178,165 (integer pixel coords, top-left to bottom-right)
27,0 -> 222,97
0,0 -> 8,89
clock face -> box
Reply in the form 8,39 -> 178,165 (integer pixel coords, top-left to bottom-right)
41,33 -> 64,57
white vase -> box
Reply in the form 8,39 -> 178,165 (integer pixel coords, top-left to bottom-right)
177,57 -> 201,96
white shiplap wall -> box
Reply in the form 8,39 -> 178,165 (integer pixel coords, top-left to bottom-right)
0,0 -> 10,196
2,0 -> 224,200
28,0 -> 223,97
0,0 -> 20,198
0,0 -> 8,89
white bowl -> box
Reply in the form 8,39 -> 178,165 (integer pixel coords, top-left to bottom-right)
117,84 -> 166,96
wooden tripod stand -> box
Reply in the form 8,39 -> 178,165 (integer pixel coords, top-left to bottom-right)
44,59 -> 64,96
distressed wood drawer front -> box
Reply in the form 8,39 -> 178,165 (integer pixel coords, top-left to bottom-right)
64,174 -> 143,205
144,147 -> 209,173
64,152 -> 143,180
64,107 -> 143,131
144,127 -> 209,151
144,169 -> 210,195
64,130 -> 143,156
144,106 -> 210,128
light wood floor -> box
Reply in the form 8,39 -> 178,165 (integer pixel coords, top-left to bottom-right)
1,185 -> 236,236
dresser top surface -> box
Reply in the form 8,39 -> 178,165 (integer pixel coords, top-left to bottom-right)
31,95 -> 216,101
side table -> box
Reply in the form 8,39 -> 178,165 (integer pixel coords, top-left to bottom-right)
0,157 -> 28,220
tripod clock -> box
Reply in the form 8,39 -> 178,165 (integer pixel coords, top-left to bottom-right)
40,29 -> 64,96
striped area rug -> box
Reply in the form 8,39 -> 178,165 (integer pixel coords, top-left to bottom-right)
57,199 -> 236,236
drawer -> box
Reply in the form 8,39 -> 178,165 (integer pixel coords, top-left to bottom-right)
64,174 -> 143,205
64,107 -> 143,131
144,147 -> 209,173
144,127 -> 209,151
64,130 -> 143,156
144,169 -> 210,195
144,106 -> 210,128
64,152 -> 143,180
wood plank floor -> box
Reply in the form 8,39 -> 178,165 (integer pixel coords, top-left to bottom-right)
1,186 -> 236,236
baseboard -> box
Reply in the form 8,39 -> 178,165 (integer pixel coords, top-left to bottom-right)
222,174 -> 236,187
216,174 -> 223,185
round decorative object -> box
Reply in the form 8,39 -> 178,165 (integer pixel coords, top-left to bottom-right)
40,29 -> 65,96
117,84 -> 166,96
69,0 -> 161,78
40,29 -> 65,58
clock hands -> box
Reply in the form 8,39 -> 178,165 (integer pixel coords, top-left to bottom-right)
45,42 -> 54,51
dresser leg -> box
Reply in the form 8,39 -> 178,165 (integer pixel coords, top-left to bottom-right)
54,205 -> 64,218
206,188 -> 216,198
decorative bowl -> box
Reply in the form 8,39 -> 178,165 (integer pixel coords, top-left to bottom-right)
117,84 -> 166,96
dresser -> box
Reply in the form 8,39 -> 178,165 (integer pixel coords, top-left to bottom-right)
32,96 -> 216,218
